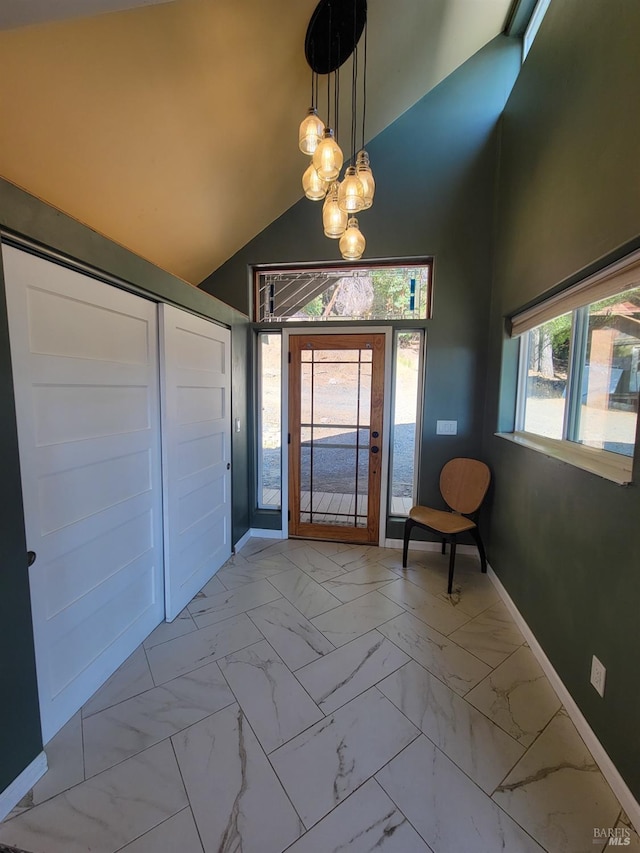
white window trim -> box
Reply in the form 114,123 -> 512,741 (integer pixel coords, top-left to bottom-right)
522,0 -> 552,60
256,330 -> 282,510
388,328 -> 426,517
510,326 -> 635,485
507,248 -> 640,485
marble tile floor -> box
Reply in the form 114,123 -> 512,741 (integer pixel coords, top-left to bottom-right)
1,538 -> 637,853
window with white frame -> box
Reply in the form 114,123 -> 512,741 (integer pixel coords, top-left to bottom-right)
389,329 -> 425,517
511,250 -> 640,481
522,0 -> 552,60
257,331 -> 282,509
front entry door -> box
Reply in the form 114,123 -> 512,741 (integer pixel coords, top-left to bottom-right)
288,333 -> 385,544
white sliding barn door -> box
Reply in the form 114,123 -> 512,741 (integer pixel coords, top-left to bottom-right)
3,245 -> 165,743
160,304 -> 231,620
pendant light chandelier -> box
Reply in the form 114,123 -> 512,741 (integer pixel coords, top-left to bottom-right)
298,0 -> 374,260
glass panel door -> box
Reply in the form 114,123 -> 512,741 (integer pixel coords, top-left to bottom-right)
289,333 -> 385,543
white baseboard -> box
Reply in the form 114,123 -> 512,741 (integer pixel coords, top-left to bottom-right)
0,751 -> 48,822
488,566 -> 640,834
233,529 -> 252,552
249,527 -> 285,540
384,538 -> 478,556
233,528 -> 284,552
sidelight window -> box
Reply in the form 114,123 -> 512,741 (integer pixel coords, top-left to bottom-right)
389,330 -> 424,516
257,332 -> 282,509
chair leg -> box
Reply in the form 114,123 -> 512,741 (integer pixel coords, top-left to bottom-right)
470,527 -> 487,573
447,537 -> 457,594
402,518 -> 415,568
441,538 -> 446,555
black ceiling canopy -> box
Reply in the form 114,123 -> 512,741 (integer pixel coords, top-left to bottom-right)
305,0 -> 367,75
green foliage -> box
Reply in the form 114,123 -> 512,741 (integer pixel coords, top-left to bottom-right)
533,287 -> 640,376
547,313 -> 572,369
296,267 -> 429,320
397,332 -> 415,347
369,270 -> 409,318
369,268 -> 428,319
591,288 -> 640,314
301,294 -> 323,317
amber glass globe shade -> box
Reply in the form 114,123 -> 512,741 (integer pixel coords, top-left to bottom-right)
323,182 -> 347,238
312,129 -> 343,182
302,161 -> 327,201
356,150 -> 375,210
298,109 -> 325,155
338,165 -> 365,213
339,217 -> 366,260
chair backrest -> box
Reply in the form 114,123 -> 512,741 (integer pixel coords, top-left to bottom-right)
439,457 -> 491,515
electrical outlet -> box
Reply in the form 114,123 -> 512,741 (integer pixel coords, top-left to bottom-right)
590,655 -> 606,697
436,420 -> 457,435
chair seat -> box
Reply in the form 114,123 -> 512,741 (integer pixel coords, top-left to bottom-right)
409,505 -> 476,535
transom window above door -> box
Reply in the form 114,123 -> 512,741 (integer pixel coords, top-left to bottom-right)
254,260 -> 432,323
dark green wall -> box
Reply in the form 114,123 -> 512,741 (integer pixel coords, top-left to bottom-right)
231,321 -> 251,541
201,36 -> 521,535
0,178 -> 251,793
485,0 -> 640,799
0,243 -> 41,793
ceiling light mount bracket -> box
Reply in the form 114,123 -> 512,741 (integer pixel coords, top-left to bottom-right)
304,0 -> 367,74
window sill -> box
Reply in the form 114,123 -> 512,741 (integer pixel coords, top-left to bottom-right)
495,431 -> 633,485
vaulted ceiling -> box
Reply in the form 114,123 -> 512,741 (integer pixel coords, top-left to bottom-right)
0,0 -> 513,285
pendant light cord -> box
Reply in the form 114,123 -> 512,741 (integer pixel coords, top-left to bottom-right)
352,43 -> 358,165
351,0 -> 358,165
326,3 -> 332,129
326,55 -> 331,130
335,46 -> 340,145
361,18 -> 367,151
310,41 -> 317,112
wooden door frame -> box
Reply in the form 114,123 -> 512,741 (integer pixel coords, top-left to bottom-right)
281,326 -> 393,546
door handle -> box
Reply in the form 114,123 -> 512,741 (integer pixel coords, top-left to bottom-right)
226,462 -> 231,470
27,551 -> 36,567
371,446 -> 379,454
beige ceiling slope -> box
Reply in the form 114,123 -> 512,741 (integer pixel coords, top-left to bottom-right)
0,0 -> 177,31
0,0 -> 512,285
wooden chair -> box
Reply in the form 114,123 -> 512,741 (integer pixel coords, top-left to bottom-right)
402,457 -> 491,594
